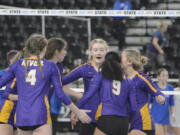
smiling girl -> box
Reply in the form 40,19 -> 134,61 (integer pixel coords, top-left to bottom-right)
62,39 -> 109,135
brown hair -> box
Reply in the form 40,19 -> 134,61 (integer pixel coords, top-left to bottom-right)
6,50 -> 18,64
45,38 -> 67,60
21,34 -> 47,79
123,49 -> 148,71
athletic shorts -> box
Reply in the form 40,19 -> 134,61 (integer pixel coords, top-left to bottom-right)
79,122 -> 97,135
17,124 -> 43,131
97,115 -> 129,135
142,130 -> 155,135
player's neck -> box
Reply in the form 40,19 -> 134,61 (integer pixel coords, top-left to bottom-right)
50,57 -> 58,64
91,61 -> 101,71
158,81 -> 167,89
126,68 -> 137,79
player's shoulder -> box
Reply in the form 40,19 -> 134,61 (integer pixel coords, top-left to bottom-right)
137,72 -> 150,80
136,72 -> 153,85
43,59 -> 53,64
73,62 -> 89,70
11,59 -> 23,67
80,62 -> 89,67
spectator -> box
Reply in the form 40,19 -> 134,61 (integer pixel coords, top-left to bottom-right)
113,0 -> 132,11
150,68 -> 175,135
146,22 -> 168,67
170,77 -> 180,135
112,0 -> 132,50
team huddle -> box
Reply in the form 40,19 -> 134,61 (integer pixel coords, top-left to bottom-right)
0,34 -> 166,135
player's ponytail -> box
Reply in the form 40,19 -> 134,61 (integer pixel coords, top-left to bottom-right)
123,49 -> 148,71
23,34 -> 47,79
140,56 -> 148,66
101,51 -> 123,81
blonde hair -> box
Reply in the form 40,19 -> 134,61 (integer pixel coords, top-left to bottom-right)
157,21 -> 167,29
123,49 -> 148,71
89,38 -> 109,51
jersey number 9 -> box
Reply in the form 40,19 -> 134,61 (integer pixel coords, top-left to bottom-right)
112,80 -> 121,95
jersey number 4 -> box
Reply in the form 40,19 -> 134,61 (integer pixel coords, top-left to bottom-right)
26,69 -> 37,85
112,80 -> 121,95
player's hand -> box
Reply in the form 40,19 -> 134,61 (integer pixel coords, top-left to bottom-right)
129,130 -> 147,135
159,49 -> 165,54
76,92 -> 83,99
77,109 -> 91,124
70,112 -> 78,129
156,95 -> 165,104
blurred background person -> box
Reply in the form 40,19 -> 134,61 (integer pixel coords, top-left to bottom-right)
150,68 -> 175,135
146,22 -> 168,67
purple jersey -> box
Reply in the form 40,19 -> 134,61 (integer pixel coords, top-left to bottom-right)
62,62 -> 100,122
0,78 -> 17,125
0,57 -> 72,126
127,72 -> 163,131
48,62 -> 63,100
77,73 -> 136,118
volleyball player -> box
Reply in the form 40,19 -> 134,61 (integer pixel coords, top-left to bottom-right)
0,50 -> 18,135
0,34 -> 91,135
121,49 -> 165,135
45,37 -> 83,135
62,39 -> 108,135
75,51 -> 138,135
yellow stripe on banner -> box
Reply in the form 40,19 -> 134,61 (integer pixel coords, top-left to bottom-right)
0,100 -> 14,123
140,103 -> 152,130
137,73 -> 157,93
95,104 -> 102,120
44,96 -> 52,124
10,78 -> 16,88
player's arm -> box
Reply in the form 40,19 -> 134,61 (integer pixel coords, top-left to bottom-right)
51,63 -> 91,123
51,64 -> 72,105
63,86 -> 83,99
62,64 -> 85,85
0,60 -> 18,88
77,73 -> 102,108
140,75 -> 165,104
62,65 -> 84,98
3,78 -> 18,101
